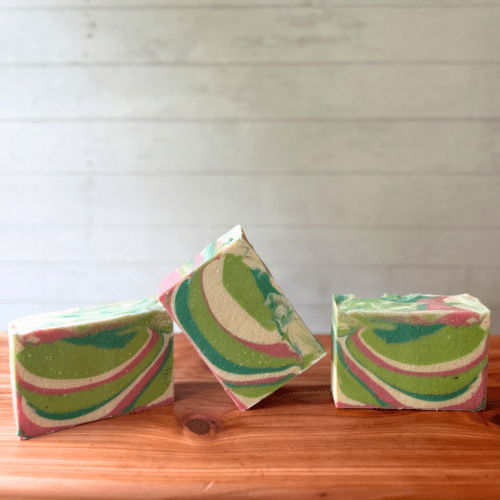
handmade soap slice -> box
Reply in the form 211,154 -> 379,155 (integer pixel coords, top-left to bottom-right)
8,297 -> 173,439
158,225 -> 326,411
332,294 -> 490,411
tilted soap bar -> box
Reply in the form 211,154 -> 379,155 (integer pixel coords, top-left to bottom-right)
158,225 -> 326,411
332,294 -> 490,411
8,297 -> 173,439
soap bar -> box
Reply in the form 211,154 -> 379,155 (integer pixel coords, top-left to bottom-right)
332,294 -> 490,410
8,297 -> 173,439
158,225 -> 326,411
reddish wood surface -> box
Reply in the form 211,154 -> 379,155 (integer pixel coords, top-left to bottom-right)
1,332 -> 500,500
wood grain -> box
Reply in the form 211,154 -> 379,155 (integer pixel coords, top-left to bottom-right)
2,332 -> 500,499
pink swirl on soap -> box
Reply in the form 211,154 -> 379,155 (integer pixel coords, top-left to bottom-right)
199,264 -> 300,360
408,310 -> 480,328
107,338 -> 173,416
16,337 -> 173,439
16,329 -> 160,395
338,341 -> 408,408
416,298 -> 484,327
16,394 -> 71,439
158,270 -> 184,300
437,311 -> 482,328
352,329 -> 488,378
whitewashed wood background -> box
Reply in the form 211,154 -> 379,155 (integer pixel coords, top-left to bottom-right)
1,0 -> 499,333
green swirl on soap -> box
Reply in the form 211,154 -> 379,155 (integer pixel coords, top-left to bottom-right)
346,334 -> 485,396
175,271 -> 299,374
18,330 -> 165,415
11,296 -> 174,439
170,240 -> 326,410
332,294 -> 490,410
17,324 -> 147,380
335,343 -> 387,407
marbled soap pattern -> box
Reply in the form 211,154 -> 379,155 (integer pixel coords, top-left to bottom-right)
159,225 -> 326,411
8,297 -> 173,439
332,294 -> 490,411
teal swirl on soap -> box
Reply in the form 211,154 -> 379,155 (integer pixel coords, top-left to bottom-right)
158,225 -> 326,410
8,297 -> 173,439
332,294 -> 490,411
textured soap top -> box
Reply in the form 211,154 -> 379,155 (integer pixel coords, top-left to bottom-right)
334,293 -> 490,317
9,296 -> 172,336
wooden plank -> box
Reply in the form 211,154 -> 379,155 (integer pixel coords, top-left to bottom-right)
1,8 -> 498,63
1,225 -> 499,267
1,333 -> 500,500
0,175 -> 498,227
0,65 -> 499,119
1,121 -> 499,174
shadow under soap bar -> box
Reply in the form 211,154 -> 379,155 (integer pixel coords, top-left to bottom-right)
332,294 -> 490,411
8,297 -> 173,439
158,225 -> 326,410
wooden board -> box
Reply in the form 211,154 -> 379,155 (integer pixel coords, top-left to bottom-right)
2,332 -> 500,499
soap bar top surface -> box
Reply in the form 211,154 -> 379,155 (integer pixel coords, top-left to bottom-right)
158,225 -> 326,411
9,296 -> 172,335
332,294 -> 490,411
334,293 -> 490,318
9,297 -> 173,439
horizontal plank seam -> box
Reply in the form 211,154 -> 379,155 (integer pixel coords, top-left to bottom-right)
2,61 -> 500,68
0,223 -> 497,231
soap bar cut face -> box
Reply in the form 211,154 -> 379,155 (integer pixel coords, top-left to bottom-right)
8,297 -> 173,439
158,225 -> 326,411
332,294 -> 490,411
